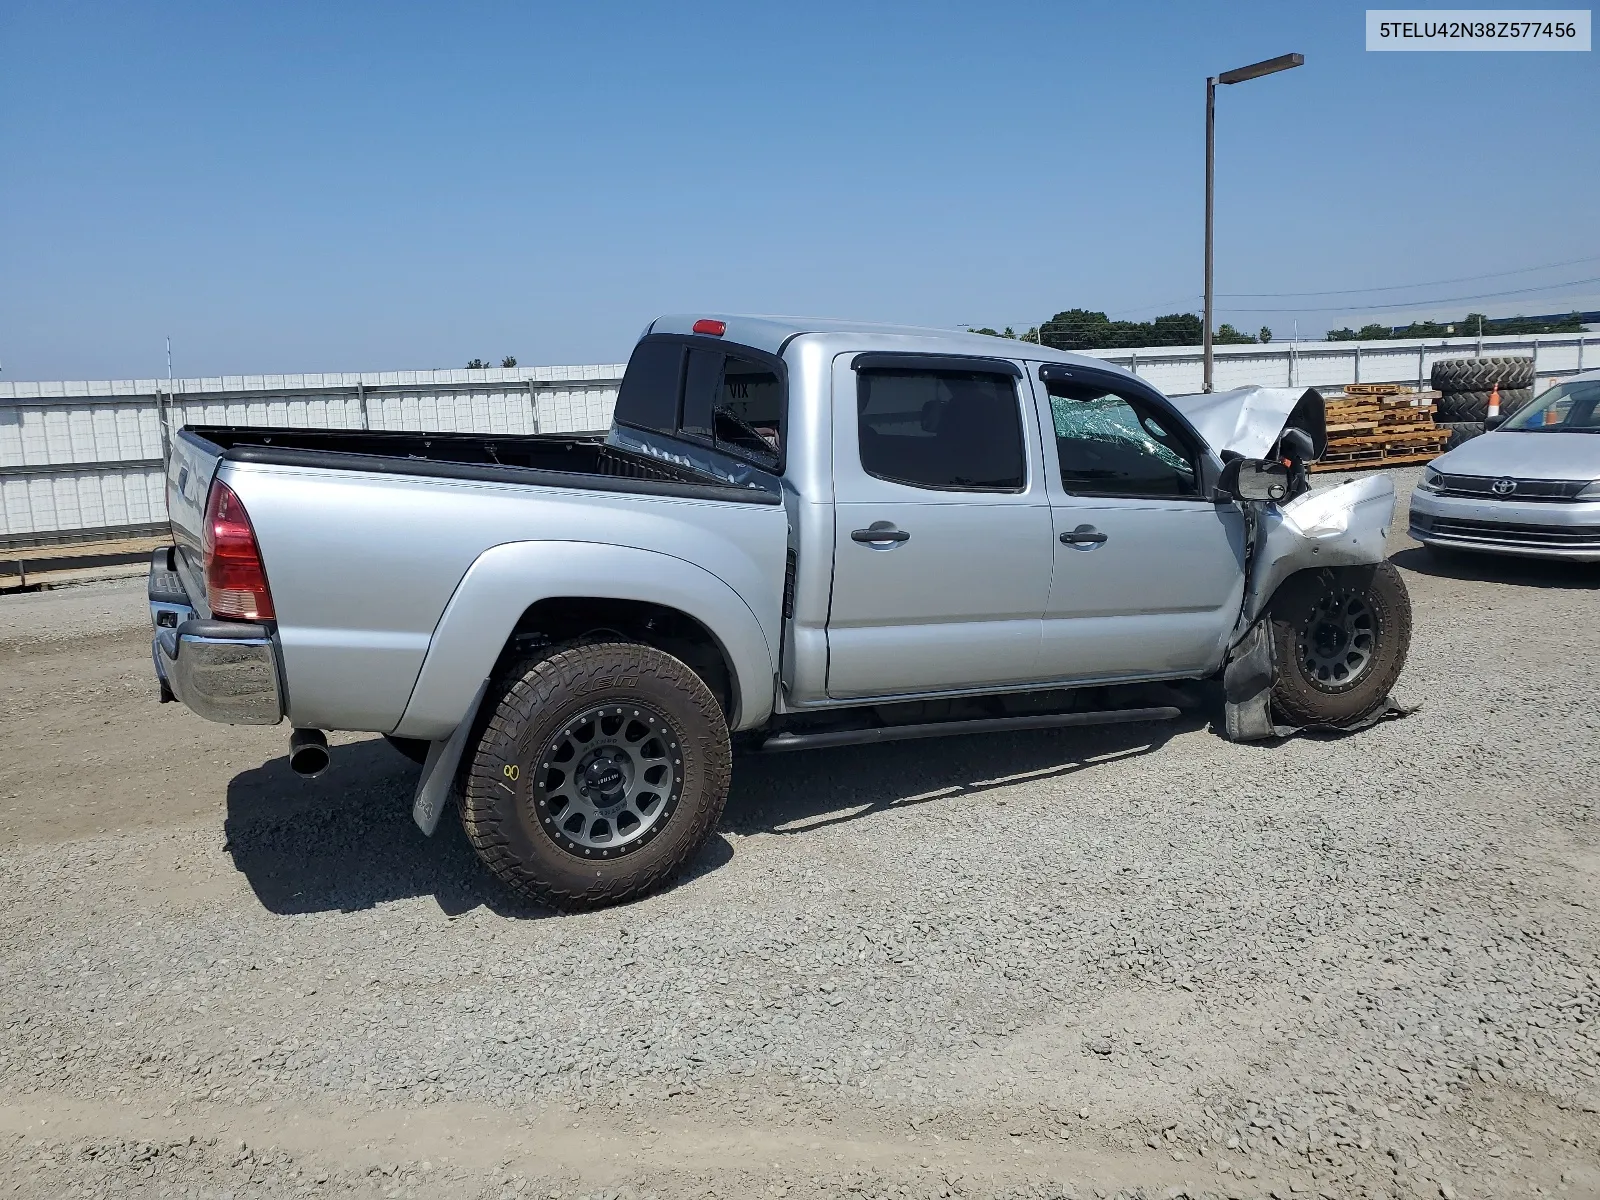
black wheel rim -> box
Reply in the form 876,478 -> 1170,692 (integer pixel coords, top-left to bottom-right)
531,703 -> 683,859
1297,588 -> 1377,693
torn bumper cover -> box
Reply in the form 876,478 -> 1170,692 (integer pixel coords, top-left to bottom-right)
1222,475 -> 1415,742
1222,618 -> 1414,742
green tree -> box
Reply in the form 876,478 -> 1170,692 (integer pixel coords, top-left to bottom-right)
501,355 -> 518,368
1038,309 -> 1203,351
1258,327 -> 1273,344
1214,323 -> 1256,345
1327,310 -> 1590,341
1326,324 -> 1392,342
466,358 -> 488,369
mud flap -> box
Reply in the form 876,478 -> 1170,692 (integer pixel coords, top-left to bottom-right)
411,680 -> 488,835
1222,619 -> 1417,742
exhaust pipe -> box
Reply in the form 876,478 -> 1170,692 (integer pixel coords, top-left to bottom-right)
288,728 -> 330,778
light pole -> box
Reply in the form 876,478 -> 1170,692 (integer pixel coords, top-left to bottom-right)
1204,52 -> 1303,392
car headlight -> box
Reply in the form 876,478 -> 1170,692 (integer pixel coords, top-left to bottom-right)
1580,479 -> 1600,498
1418,467 -> 1445,493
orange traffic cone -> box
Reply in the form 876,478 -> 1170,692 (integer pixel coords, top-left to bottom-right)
1486,384 -> 1500,421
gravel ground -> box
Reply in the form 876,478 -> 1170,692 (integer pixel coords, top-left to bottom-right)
3,465 -> 1598,1200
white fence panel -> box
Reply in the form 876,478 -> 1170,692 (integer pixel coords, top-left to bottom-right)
0,365 -> 624,545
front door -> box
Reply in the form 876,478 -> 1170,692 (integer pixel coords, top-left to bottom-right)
1029,365 -> 1246,681
826,353 -> 1053,698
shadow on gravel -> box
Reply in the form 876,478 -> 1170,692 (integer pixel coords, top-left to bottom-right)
224,739 -> 490,918
1391,544 -> 1600,589
723,716 -> 1199,837
223,738 -> 734,919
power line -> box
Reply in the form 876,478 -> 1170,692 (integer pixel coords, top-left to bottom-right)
1106,295 -> 1200,317
1220,276 -> 1600,314
1095,253 -> 1600,319
1216,252 -> 1600,298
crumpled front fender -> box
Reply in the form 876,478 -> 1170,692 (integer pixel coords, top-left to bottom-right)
1240,474 -> 1397,628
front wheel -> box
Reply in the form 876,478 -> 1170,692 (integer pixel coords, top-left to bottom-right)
459,642 -> 731,910
1267,562 -> 1412,727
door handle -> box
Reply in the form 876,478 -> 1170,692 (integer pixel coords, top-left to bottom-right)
851,523 -> 910,545
1059,524 -> 1108,547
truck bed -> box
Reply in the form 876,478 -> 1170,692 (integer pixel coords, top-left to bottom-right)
165,424 -> 788,735
187,427 -> 781,504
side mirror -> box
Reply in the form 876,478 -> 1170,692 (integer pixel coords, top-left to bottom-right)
1484,412 -> 1508,431
1219,457 -> 1291,503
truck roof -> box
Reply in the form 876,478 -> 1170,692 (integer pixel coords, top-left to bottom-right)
647,313 -> 1115,371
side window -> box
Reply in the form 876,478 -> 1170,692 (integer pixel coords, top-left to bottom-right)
1048,383 -> 1199,497
857,369 -> 1025,491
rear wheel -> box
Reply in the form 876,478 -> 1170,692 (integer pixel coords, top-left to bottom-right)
459,642 -> 731,910
1267,563 -> 1412,727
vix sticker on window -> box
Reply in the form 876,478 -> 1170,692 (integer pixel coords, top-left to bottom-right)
1367,9 -> 1591,49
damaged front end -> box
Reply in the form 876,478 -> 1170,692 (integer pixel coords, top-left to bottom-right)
1222,474 -> 1406,741
1181,387 -> 1409,741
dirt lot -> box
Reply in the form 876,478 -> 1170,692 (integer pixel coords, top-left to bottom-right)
2,466 -> 1598,1200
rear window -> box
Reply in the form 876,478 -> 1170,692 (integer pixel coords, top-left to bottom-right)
856,369 -> 1025,491
614,336 -> 784,471
613,340 -> 683,436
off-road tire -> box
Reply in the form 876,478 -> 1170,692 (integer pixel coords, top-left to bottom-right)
1436,387 -> 1532,423
383,735 -> 431,766
1267,562 -> 1412,727
1440,420 -> 1483,448
1430,356 -> 1534,394
459,642 -> 731,910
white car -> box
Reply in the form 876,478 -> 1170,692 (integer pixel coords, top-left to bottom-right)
1410,370 -> 1600,561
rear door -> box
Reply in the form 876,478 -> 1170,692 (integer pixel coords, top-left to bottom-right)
1030,364 -> 1246,680
825,353 -> 1052,698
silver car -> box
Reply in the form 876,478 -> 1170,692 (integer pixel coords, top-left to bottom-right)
1410,369 -> 1600,561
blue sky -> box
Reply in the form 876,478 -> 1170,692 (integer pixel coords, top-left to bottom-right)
1,0 -> 1595,379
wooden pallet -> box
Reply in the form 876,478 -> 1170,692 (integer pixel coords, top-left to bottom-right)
1329,427 -> 1447,448
1325,395 -> 1437,412
1311,449 -> 1447,472
1325,406 -> 1437,432
1325,389 -> 1439,404
1342,383 -> 1415,397
1313,384 -> 1449,471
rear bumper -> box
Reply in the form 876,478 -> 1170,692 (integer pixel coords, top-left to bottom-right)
149,550 -> 285,725
1408,490 -> 1600,562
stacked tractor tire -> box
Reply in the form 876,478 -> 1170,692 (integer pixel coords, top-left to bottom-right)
1430,356 -> 1535,447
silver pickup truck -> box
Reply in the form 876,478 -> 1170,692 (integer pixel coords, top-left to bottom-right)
150,315 -> 1410,908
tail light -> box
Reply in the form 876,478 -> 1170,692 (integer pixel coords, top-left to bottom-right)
202,480 -> 276,620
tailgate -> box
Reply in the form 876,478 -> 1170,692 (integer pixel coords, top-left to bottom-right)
165,429 -> 225,603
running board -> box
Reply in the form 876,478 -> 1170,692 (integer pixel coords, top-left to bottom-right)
757,706 -> 1182,753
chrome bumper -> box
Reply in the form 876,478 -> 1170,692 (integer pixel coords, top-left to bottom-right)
1408,489 -> 1600,562
149,550 -> 284,725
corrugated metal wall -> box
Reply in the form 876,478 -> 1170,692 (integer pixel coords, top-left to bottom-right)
1,331 -> 1591,546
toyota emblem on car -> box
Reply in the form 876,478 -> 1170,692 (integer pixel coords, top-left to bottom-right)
1491,477 -> 1518,496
